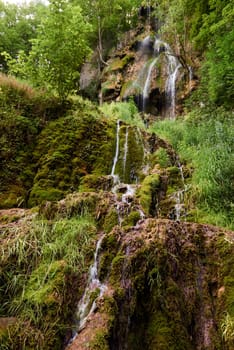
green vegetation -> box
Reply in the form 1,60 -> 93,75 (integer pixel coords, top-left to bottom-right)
139,174 -> 161,216
0,0 -> 233,348
151,107 -> 234,229
100,100 -> 145,128
0,213 -> 97,349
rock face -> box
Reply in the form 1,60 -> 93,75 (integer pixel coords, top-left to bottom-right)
100,27 -> 192,118
68,219 -> 234,350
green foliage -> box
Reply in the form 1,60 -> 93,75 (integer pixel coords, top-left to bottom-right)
77,0 -> 141,48
139,174 -> 161,216
100,100 -> 144,128
221,313 -> 234,344
0,0 -> 46,71
0,214 -> 97,348
202,29 -> 234,107
9,0 -> 92,100
29,110 -> 115,206
151,107 -> 234,229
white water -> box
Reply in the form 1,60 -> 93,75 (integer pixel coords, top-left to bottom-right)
174,190 -> 184,221
162,44 -> 181,119
124,36 -> 182,116
72,237 -> 106,337
142,57 -> 158,111
123,126 -> 129,176
111,120 -> 120,176
171,162 -> 186,221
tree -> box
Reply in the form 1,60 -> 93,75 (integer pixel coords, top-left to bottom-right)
0,0 -> 46,71
21,0 -> 92,99
75,0 -> 141,68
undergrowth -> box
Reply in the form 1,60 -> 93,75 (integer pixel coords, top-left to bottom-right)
0,213 -> 97,349
100,100 -> 145,128
150,106 -> 234,229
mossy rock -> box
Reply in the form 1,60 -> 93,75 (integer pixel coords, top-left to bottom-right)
103,209 -> 119,233
138,174 -> 161,216
29,183 -> 64,207
79,175 -> 114,192
99,232 -> 119,281
150,147 -> 172,168
101,80 -> 117,96
122,211 -> 141,227
114,125 -> 145,183
104,54 -> 134,74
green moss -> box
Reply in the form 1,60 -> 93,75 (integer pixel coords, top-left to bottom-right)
151,148 -> 172,168
110,255 -> 126,285
90,330 -> 109,350
29,185 -> 64,207
79,175 -> 113,192
122,211 -> 141,227
99,233 -> 119,281
114,125 -> 145,183
104,54 -> 134,73
103,210 -> 119,233
139,174 -> 161,216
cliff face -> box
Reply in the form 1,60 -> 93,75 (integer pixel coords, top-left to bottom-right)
81,23 -> 197,119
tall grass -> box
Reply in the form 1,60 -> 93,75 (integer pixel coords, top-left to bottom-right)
0,213 -> 97,348
100,100 -> 145,128
150,106 -> 234,229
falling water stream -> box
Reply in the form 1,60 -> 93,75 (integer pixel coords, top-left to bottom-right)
142,57 -> 159,111
171,162 -> 187,221
111,119 -> 120,176
123,126 -> 129,176
124,35 -> 182,118
70,236 -> 106,343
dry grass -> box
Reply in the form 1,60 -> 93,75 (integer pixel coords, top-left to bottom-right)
0,73 -> 36,99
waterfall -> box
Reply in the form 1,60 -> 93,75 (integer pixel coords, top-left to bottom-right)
71,236 -> 106,339
174,190 -> 184,221
123,126 -> 129,177
111,120 -> 120,176
154,38 -> 181,118
142,57 -> 158,111
123,35 -> 181,117
170,163 -> 187,221
161,45 -> 181,119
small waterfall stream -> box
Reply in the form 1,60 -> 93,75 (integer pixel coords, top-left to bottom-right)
170,162 -> 187,221
123,126 -> 129,177
110,122 -> 146,224
142,57 -> 159,111
165,54 -> 181,119
111,119 -> 120,176
70,236 -> 106,343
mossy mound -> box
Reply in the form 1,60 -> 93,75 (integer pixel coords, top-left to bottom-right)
101,220 -> 234,350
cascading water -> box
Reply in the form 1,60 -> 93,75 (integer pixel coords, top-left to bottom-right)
111,119 -> 120,177
123,35 -> 182,117
170,162 -> 187,221
123,126 -> 129,177
110,122 -> 146,224
154,38 -> 181,119
165,52 -> 181,119
70,236 -> 106,342
142,57 -> 158,111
